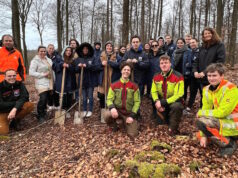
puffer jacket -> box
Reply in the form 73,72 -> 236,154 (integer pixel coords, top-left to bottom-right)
29,55 -> 53,93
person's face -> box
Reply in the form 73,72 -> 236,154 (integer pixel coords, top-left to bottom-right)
144,44 -> 150,50
5,70 -> 17,84
83,47 -> 88,55
203,30 -> 212,41
151,42 -> 159,52
149,40 -> 153,45
160,59 -> 171,73
114,47 -> 119,53
38,47 -> 46,58
165,36 -> 171,44
131,38 -> 140,50
47,45 -> 54,55
207,71 -> 223,86
3,36 -> 14,49
106,44 -> 113,53
121,66 -> 131,79
190,39 -> 198,49
185,36 -> 191,45
70,41 -> 77,49
95,44 -> 101,50
158,39 -> 164,47
120,47 -> 126,54
65,48 -> 72,57
176,40 -> 184,49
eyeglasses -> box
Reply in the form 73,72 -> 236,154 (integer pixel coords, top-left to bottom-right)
151,45 -> 158,48
39,51 -> 46,53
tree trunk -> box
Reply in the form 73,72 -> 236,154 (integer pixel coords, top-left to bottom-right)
65,0 -> 69,45
122,0 -> 129,45
228,0 -> 238,66
106,0 -> 110,41
216,0 -> 224,36
198,0 -> 202,41
140,0 -> 145,43
158,0 -> 163,36
154,0 -> 160,39
204,0 -> 210,27
57,0 -> 62,53
151,0 -> 156,38
21,22 -> 28,73
136,1 -> 139,35
178,0 -> 182,37
91,0 -> 96,44
11,0 -> 22,53
129,0 -> 133,39
110,0 -> 113,40
148,0 -> 151,39
190,0 -> 196,35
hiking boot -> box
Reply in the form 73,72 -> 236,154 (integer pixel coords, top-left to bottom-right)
10,119 -> 22,131
38,117 -> 45,124
219,139 -> 237,157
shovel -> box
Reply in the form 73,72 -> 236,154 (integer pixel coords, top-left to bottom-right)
101,63 -> 109,123
74,66 -> 84,124
54,67 -> 66,126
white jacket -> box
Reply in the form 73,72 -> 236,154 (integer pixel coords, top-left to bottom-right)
29,55 -> 53,93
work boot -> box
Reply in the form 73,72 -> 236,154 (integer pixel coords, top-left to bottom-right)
10,119 -> 22,131
219,139 -> 237,157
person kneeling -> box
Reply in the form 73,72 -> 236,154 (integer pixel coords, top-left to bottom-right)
151,55 -> 184,135
105,62 -> 141,138
196,63 -> 238,157
0,70 -> 34,134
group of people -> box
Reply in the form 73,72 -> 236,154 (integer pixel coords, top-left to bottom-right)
0,26 -> 237,157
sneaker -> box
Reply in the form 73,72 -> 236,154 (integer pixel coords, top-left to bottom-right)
48,106 -> 54,111
66,113 -> 71,119
55,106 -> 60,110
83,111 -> 87,117
86,111 -> 92,117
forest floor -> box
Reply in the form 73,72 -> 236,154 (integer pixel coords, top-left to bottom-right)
0,65 -> 238,177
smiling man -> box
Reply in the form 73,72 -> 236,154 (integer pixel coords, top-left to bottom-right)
0,69 -> 34,134
151,55 -> 184,135
105,62 -> 141,138
196,63 -> 238,157
0,34 -> 26,82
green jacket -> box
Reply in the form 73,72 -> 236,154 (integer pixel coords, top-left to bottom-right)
198,79 -> 238,136
151,69 -> 184,107
107,78 -> 141,118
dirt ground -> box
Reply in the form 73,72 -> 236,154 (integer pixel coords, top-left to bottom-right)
0,66 -> 238,177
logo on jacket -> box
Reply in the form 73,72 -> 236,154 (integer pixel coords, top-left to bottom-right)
138,57 -> 142,62
14,89 -> 20,97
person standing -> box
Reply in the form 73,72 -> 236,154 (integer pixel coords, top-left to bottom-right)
122,35 -> 149,96
0,34 -> 26,82
185,34 -> 192,48
52,46 -> 76,119
192,27 -> 226,102
164,34 -> 176,59
29,46 -> 54,123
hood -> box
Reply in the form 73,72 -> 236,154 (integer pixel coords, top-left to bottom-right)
61,46 -> 71,57
131,44 -> 143,52
76,42 -> 94,58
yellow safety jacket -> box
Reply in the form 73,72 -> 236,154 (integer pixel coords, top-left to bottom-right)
198,79 -> 238,136
151,69 -> 184,107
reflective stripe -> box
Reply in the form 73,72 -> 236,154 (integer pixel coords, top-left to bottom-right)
227,113 -> 238,119
205,86 -> 209,102
208,110 -> 213,117
222,123 -> 236,129
202,110 -> 206,116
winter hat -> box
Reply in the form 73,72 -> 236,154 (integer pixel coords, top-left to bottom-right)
105,41 -> 114,48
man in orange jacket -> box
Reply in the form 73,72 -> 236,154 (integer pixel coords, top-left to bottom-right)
0,34 -> 26,82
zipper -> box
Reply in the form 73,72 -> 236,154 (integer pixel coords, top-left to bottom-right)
122,83 -> 126,110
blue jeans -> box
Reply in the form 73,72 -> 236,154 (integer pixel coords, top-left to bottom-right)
82,87 -> 94,111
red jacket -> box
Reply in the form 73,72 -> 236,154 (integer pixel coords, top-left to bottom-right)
0,47 -> 26,82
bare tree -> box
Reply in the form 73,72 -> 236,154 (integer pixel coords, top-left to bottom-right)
190,0 -> 196,35
158,0 -> 163,36
122,0 -> 129,45
31,0 -> 49,45
141,0 -> 145,43
57,0 -> 63,53
18,0 -> 33,72
216,0 -> 225,36
65,0 -> 69,45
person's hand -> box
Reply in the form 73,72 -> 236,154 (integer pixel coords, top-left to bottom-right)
200,137 -> 207,148
8,108 -> 17,120
78,63 -> 83,67
83,64 -> 86,67
155,100 -> 161,110
127,59 -> 132,63
111,108 -> 118,119
199,72 -> 205,78
63,63 -> 69,68
194,72 -> 200,78
102,61 -> 107,66
158,107 -> 165,112
43,71 -> 49,77
126,117 -> 134,124
132,58 -> 138,63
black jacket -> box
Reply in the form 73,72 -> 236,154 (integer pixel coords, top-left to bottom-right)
0,80 -> 29,112
122,46 -> 149,85
192,42 -> 225,84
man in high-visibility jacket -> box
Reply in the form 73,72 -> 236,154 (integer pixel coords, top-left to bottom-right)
196,63 -> 238,156
0,34 -> 26,82
151,55 -> 184,135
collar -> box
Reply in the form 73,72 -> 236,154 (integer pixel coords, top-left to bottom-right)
162,69 -> 172,77
120,78 -> 129,84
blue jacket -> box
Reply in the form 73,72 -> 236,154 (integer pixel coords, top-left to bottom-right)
108,53 -> 123,83
75,43 -> 99,88
52,55 -> 76,93
165,41 -> 176,58
122,46 -> 149,85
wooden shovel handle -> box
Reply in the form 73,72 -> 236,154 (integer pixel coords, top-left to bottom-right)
59,67 -> 66,111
